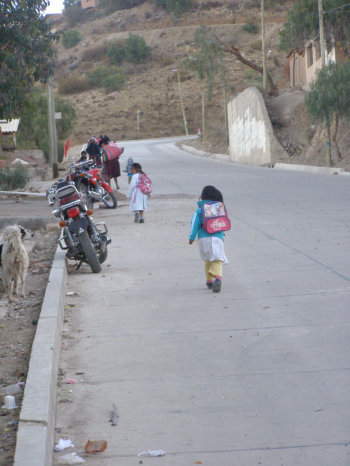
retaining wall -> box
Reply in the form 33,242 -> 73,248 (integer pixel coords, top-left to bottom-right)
227,87 -> 287,166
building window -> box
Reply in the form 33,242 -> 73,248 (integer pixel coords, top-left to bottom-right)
307,45 -> 313,67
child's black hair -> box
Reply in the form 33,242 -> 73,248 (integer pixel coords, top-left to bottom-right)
131,162 -> 145,174
201,185 -> 223,202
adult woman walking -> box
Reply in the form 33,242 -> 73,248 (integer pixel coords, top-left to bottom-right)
99,136 -> 123,190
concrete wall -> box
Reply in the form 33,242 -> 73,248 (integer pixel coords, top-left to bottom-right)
227,87 -> 287,166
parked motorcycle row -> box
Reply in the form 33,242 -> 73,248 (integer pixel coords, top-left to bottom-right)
46,158 -> 114,274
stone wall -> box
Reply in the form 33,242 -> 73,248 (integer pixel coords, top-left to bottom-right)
227,87 -> 287,166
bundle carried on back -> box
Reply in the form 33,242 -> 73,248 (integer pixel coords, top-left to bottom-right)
101,143 -> 124,162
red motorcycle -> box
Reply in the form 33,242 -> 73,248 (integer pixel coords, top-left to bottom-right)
66,160 -> 117,209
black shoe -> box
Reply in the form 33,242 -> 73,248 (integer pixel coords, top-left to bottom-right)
212,278 -> 221,293
206,281 -> 213,289
134,212 -> 140,223
139,218 -> 144,223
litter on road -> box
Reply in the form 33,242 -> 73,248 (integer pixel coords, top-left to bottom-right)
54,438 -> 74,452
137,450 -> 166,457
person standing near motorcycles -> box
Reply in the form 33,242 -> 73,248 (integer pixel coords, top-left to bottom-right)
86,136 -> 102,168
99,136 -> 123,190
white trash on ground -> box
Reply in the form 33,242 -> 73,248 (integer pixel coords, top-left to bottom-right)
137,450 -> 166,457
56,452 -> 85,464
54,438 -> 75,452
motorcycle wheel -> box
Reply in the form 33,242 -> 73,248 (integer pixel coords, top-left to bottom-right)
79,231 -> 101,273
98,244 -> 108,264
79,182 -> 93,209
102,190 -> 117,209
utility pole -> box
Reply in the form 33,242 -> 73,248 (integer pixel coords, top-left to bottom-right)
261,0 -> 267,92
47,77 -> 59,178
173,70 -> 189,136
318,0 -> 332,166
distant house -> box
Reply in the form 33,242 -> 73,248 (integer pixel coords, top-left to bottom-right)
0,119 -> 20,150
81,0 -> 99,9
287,39 -> 347,90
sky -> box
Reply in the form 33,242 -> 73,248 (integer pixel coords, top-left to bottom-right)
44,0 -> 64,15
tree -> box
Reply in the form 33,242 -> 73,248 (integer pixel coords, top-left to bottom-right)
279,0 -> 350,53
17,91 -> 76,163
185,26 -> 224,141
63,0 -> 81,7
0,0 -> 58,118
123,34 -> 151,64
305,62 -> 350,162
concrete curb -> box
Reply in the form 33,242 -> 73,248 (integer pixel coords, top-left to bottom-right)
14,247 -> 67,466
180,144 -> 230,162
274,162 -> 346,175
180,144 -> 350,176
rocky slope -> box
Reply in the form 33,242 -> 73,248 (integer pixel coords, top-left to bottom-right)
53,0 -> 350,168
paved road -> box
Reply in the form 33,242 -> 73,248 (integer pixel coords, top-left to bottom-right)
54,137 -> 350,465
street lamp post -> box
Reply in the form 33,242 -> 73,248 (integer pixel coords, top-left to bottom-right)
173,70 -> 189,136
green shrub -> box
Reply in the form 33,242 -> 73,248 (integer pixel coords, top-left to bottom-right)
99,0 -> 147,14
107,40 -> 126,65
58,75 -> 90,94
88,66 -> 110,88
153,0 -> 192,16
63,5 -> 84,27
62,30 -> 81,49
102,71 -> 126,92
124,34 -> 151,64
243,22 -> 259,34
0,165 -> 30,190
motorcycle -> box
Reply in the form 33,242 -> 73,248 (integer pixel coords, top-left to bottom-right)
47,179 -> 111,273
66,160 -> 117,209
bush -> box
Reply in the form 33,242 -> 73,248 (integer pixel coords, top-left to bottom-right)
102,71 -> 126,92
107,40 -> 126,65
38,140 -> 64,163
58,75 -> 90,94
243,22 -> 259,34
87,66 -> 110,88
81,43 -> 108,62
123,34 -> 151,64
0,165 -> 30,191
153,0 -> 192,16
99,0 -> 147,14
63,5 -> 84,27
62,30 -> 81,49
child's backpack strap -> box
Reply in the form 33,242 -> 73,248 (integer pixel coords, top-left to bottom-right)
201,201 -> 231,234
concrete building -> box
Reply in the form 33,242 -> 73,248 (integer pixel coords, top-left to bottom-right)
287,40 -> 347,90
81,0 -> 99,8
0,119 -> 20,150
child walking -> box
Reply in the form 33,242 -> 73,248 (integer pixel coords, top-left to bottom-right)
127,162 -> 148,223
124,157 -> 134,184
189,185 -> 229,293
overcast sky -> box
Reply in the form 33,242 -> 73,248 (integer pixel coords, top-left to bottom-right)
44,0 -> 64,14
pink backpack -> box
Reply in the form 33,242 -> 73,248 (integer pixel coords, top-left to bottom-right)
201,201 -> 231,234
139,173 -> 152,194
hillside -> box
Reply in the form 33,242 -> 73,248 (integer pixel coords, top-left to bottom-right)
53,0 -> 350,168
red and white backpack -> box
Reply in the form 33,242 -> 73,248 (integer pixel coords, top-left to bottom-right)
139,173 -> 152,195
201,201 -> 231,234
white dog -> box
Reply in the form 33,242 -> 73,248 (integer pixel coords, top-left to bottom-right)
1,225 -> 29,301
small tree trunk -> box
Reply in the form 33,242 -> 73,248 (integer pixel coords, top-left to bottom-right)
201,83 -> 205,142
214,35 -> 279,96
325,116 -> 333,167
292,49 -> 296,87
332,112 -> 342,161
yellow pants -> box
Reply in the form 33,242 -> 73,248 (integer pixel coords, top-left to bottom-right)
205,260 -> 222,281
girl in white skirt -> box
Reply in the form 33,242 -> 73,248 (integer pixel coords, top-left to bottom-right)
127,163 -> 148,223
189,185 -> 228,292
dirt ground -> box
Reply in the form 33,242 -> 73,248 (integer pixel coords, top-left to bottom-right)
0,195 -> 59,465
